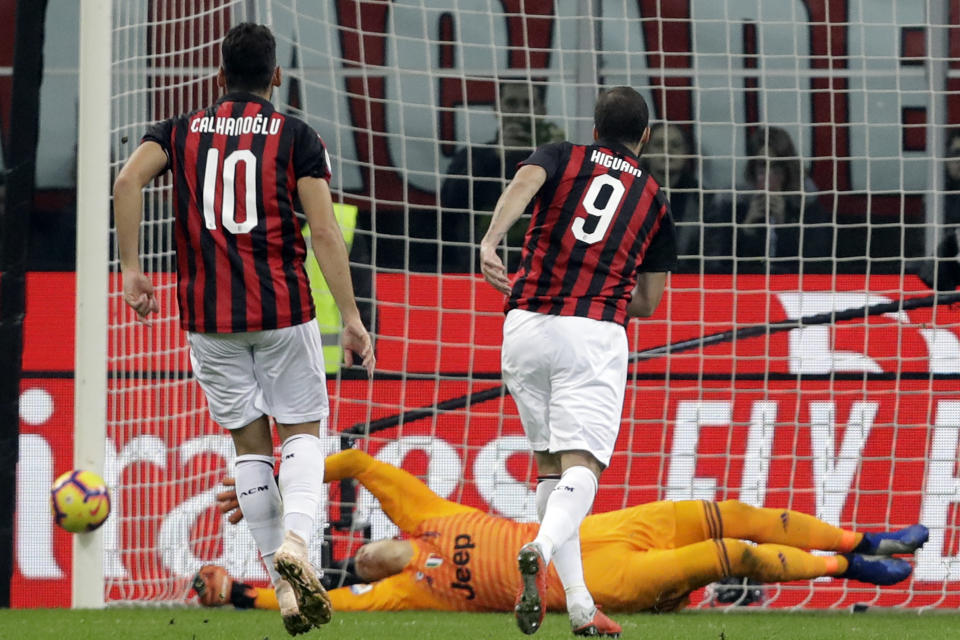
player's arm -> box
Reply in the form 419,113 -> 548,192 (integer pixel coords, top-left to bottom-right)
298,176 -> 374,376
328,572 -> 450,612
216,449 -> 476,532
628,193 -> 676,318
626,272 -> 666,317
197,563 -> 448,612
479,164 -> 547,293
325,449 -> 476,532
113,141 -> 168,322
236,574 -> 449,612
192,565 -> 315,613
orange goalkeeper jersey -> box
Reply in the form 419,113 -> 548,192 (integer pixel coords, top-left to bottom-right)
324,450 -> 682,613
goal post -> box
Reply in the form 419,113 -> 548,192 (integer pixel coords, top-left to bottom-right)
53,0 -> 960,609
74,0 -> 112,609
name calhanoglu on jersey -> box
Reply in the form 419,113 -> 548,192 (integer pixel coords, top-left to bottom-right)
190,114 -> 282,136
590,149 -> 643,178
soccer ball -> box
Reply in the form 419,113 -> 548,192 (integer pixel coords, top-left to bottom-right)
50,469 -> 111,533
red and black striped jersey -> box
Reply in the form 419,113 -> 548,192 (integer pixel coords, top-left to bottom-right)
141,92 -> 330,333
507,138 -> 677,326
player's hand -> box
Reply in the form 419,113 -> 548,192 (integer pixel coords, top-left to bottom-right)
743,194 -> 766,228
501,120 -> 533,148
191,564 -> 233,607
767,193 -> 786,225
215,477 -> 244,525
342,319 -> 375,378
122,270 -> 159,323
535,120 -> 565,145
480,242 -> 511,294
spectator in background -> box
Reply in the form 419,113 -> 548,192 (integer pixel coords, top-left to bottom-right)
944,128 -> 960,222
705,126 -> 834,273
640,122 -> 706,272
440,81 -> 564,271
918,128 -> 960,291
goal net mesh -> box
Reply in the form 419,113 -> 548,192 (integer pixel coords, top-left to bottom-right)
103,0 -> 960,609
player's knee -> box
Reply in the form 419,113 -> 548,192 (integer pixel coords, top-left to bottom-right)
716,499 -> 757,530
717,538 -> 755,578
559,450 -> 604,477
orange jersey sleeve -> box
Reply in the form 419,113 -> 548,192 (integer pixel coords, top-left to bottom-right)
252,586 -> 278,610
328,571 -> 453,611
325,449 -> 475,532
249,579 -> 453,614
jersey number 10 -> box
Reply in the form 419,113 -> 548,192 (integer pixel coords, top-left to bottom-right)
202,148 -> 259,234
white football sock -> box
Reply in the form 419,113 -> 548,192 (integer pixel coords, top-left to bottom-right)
556,536 -> 594,614
278,433 -> 325,544
533,465 -> 597,571
234,454 -> 284,585
535,476 -> 560,522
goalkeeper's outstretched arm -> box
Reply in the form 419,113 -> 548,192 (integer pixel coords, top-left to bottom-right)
216,449 -> 476,533
323,449 -> 477,532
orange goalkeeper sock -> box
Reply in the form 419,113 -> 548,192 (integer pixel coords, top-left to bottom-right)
722,539 -> 850,582
714,500 -> 863,552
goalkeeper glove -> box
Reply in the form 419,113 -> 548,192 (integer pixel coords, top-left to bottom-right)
191,564 -> 257,609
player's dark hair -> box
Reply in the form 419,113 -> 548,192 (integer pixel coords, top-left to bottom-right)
594,86 -> 649,146
221,23 -> 276,93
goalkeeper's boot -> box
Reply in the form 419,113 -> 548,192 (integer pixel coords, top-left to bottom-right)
275,530 -> 333,629
275,578 -> 312,636
854,524 -> 929,556
840,554 -> 913,586
514,542 -> 548,635
709,576 -> 766,606
571,606 -> 622,638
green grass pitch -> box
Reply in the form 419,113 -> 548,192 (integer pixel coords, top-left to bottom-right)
3,608 -> 960,640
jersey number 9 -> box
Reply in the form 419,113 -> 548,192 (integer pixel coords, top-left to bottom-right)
572,174 -> 625,245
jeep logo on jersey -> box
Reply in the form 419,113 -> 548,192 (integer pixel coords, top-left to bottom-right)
450,534 -> 476,600
239,485 -> 268,497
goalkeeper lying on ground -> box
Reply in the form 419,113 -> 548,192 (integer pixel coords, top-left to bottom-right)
195,449 -> 927,614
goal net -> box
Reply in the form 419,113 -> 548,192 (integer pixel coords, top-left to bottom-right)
65,0 -> 960,609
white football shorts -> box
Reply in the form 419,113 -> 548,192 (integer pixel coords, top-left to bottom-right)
501,308 -> 628,467
188,321 -> 329,430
